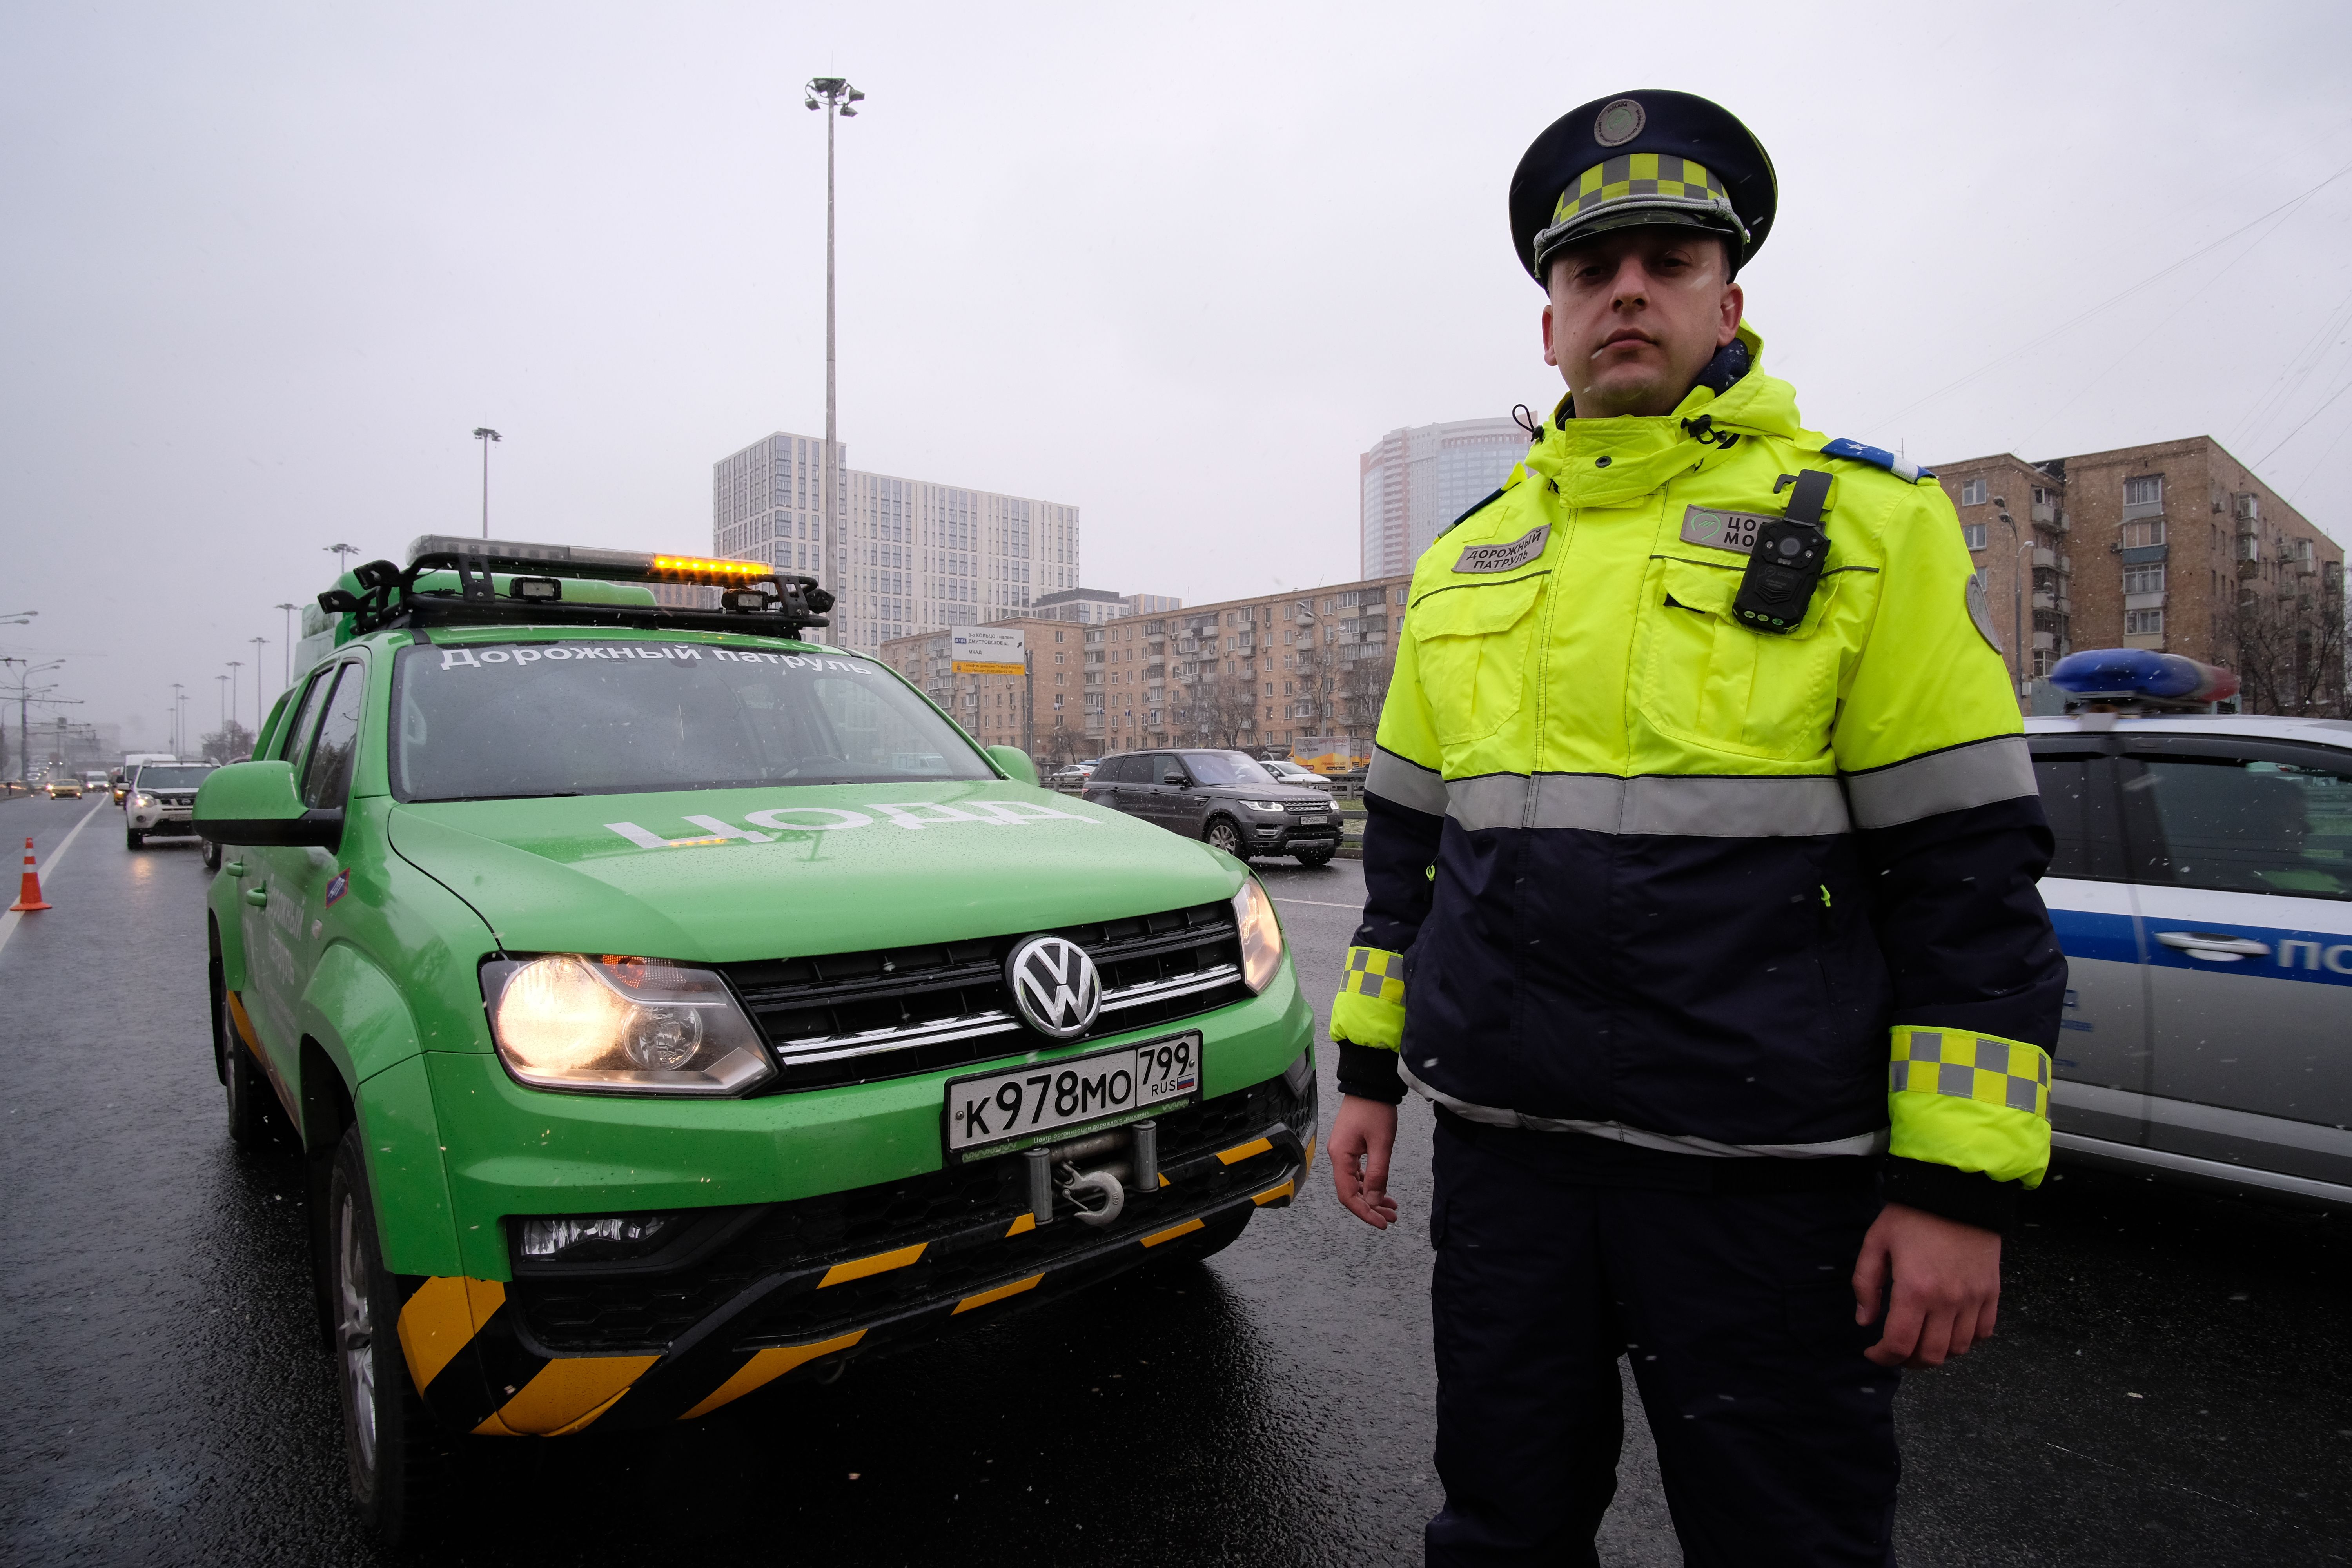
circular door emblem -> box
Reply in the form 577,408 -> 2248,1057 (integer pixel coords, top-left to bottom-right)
1005,935 -> 1103,1040
1593,98 -> 1645,147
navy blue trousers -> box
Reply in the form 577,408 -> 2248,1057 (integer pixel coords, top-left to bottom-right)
1425,1118 -> 1900,1568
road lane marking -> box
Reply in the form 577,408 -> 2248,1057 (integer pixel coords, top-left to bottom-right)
1273,897 -> 1361,910
0,802 -> 106,965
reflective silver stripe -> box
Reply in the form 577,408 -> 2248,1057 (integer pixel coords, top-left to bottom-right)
1401,1061 -> 1886,1158
1365,748 -> 1448,816
1842,735 -> 2035,831
1444,771 -> 1852,837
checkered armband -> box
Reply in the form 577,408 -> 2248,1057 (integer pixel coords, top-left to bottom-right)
1886,1025 -> 2052,1189
1330,945 -> 1406,1052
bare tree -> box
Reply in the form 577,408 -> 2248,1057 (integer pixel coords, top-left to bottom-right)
201,721 -> 256,764
1040,719 -> 1084,766
2230,574 -> 2346,719
1333,641 -> 1396,736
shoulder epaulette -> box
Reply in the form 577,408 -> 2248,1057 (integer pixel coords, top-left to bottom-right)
1821,437 -> 1933,483
1437,487 -> 1505,538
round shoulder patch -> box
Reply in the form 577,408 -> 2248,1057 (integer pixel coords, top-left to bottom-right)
1965,573 -> 2003,653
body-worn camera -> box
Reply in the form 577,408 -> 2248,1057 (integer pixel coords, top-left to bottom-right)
1732,469 -> 1833,633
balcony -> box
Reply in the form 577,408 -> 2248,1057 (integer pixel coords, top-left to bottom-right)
2122,497 -> 2165,521
2031,547 -> 2056,570
2031,501 -> 2056,524
2031,591 -> 2054,612
2238,559 -> 2263,580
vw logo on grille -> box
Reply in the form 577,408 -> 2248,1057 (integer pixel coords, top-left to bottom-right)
1005,935 -> 1102,1040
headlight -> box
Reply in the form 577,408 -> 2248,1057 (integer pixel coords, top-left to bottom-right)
134,793 -> 154,808
1230,879 -> 1285,994
481,955 -> 775,1095
1240,800 -> 1290,813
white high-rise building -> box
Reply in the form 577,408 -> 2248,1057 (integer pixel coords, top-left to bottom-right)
713,432 -> 1081,652
1359,417 -> 1528,579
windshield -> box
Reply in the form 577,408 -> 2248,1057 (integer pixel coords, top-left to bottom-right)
391,641 -> 995,802
1183,751 -> 1277,786
136,766 -> 214,789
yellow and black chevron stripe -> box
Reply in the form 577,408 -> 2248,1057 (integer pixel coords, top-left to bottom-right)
396,1126 -> 1308,1435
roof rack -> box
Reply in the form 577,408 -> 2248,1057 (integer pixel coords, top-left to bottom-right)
317,535 -> 835,640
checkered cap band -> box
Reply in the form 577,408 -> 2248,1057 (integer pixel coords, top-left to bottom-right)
1889,1028 -> 2051,1120
1552,154 -> 1728,226
1341,945 -> 1405,1008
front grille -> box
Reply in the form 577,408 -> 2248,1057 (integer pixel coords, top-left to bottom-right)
506,1075 -> 1308,1355
720,902 -> 1250,1093
1280,800 -> 1333,814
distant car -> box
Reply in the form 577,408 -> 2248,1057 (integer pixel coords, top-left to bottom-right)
1261,760 -> 1336,793
124,762 -> 215,847
1082,749 -> 1343,866
2028,709 -> 2352,1210
46,777 -> 83,799
1047,762 -> 1097,787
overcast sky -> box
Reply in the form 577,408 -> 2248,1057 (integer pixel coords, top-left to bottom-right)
5,0 -> 2350,748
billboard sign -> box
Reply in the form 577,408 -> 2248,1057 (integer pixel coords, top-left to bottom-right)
951,626 -> 1026,675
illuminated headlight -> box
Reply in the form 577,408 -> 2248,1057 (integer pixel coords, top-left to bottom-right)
1240,800 -> 1291,813
481,955 -> 775,1095
1230,879 -> 1285,994
134,793 -> 155,808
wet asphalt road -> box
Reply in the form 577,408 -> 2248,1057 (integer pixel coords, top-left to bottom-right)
2,793 -> 2349,1566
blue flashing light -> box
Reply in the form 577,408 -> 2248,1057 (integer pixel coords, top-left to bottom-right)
2047,647 -> 2238,706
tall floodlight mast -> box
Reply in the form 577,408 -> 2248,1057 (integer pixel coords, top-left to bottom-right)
805,76 -> 864,618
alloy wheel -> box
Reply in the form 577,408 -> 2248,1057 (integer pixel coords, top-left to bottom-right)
337,1190 -> 378,1478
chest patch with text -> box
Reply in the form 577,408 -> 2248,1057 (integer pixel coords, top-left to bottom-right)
1679,505 -> 1778,556
1453,524 -> 1550,574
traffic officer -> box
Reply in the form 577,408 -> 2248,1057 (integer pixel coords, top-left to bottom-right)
1326,90 -> 2065,1566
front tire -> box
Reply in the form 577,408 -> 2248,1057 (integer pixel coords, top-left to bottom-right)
1203,817 -> 1247,858
125,828 -> 144,849
1292,844 -> 1335,867
201,838 -> 222,871
329,1125 -> 445,1545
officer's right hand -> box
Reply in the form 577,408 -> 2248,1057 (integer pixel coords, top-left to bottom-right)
1330,1094 -> 1400,1229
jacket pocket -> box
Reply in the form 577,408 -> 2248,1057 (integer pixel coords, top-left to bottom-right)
1635,558 -> 1842,762
1407,574 -> 1545,748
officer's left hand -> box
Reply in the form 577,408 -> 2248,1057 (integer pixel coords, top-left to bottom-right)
1851,1202 -> 2002,1369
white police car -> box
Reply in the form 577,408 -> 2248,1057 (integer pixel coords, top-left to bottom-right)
2032,650 -> 2352,1208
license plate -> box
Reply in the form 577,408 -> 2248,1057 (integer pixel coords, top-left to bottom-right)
1301,814 -> 1330,824
944,1033 -> 1202,1161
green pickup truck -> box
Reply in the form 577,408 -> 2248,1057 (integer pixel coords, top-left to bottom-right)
198,537 -> 1316,1540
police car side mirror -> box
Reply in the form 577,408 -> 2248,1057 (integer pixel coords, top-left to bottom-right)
985,745 -> 1038,786
193,760 -> 345,852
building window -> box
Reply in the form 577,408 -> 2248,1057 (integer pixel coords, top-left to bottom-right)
1960,478 -> 1987,506
2124,475 -> 2163,508
2123,564 -> 2165,595
2125,608 -> 2164,636
1962,523 -> 1987,550
2123,519 -> 2166,548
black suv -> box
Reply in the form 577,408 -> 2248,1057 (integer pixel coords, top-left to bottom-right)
1082,749 -> 1343,866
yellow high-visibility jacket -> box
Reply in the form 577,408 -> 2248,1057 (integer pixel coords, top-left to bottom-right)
1332,324 -> 2063,1228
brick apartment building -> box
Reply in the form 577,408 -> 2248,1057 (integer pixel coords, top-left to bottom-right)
1932,435 -> 2345,714
883,575 -> 1410,763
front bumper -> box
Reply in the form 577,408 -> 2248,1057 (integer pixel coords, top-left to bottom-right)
1243,812 -> 1343,853
395,1071 -> 1317,1436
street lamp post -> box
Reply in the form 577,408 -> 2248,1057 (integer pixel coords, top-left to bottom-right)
171,683 -> 185,756
275,603 -> 300,685
1995,499 -> 2030,697
805,76 -> 865,615
216,673 -> 230,736
250,638 -> 270,731
326,543 -> 360,579
473,428 -> 502,538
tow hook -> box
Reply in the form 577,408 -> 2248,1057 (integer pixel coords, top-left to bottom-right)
1023,1120 -> 1160,1228
1062,1168 -> 1125,1227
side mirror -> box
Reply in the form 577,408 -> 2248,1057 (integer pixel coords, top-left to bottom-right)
1162,770 -> 1187,786
985,745 -> 1038,786
194,760 -> 345,851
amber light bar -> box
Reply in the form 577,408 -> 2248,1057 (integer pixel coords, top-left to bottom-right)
654,555 -> 771,580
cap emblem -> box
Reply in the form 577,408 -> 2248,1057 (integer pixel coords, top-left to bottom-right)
1593,98 -> 1645,147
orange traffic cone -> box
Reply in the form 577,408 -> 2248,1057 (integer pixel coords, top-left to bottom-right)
10,837 -> 51,912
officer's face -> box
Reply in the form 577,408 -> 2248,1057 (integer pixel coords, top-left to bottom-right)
1543,230 -> 1742,419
